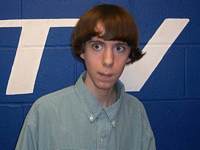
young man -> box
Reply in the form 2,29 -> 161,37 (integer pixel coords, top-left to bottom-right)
16,4 -> 156,150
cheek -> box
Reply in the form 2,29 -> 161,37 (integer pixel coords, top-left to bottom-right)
113,58 -> 128,71
116,64 -> 126,72
84,56 -> 99,69
87,55 -> 97,62
115,57 -> 129,66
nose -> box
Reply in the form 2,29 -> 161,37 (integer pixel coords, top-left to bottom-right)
102,48 -> 114,67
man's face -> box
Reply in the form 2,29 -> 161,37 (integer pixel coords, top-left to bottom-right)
81,34 -> 131,91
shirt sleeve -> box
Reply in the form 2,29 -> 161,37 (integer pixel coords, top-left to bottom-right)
15,105 -> 38,150
141,104 -> 156,150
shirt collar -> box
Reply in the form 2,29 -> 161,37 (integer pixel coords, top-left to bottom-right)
74,72 -> 125,123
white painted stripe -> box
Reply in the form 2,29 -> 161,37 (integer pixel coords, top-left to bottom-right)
6,27 -> 49,95
3,18 -> 189,94
5,19 -> 78,95
0,19 -> 78,27
120,18 -> 189,91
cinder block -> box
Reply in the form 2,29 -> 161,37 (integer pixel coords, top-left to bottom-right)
0,28 -> 21,47
35,47 -> 76,95
22,0 -> 97,18
0,48 -> 16,96
131,45 -> 185,100
46,27 -> 74,47
0,105 -> 24,150
0,0 -> 21,19
98,0 -> 130,9
131,0 -> 200,44
143,100 -> 200,150
186,46 -> 200,97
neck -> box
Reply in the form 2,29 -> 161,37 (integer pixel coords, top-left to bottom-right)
95,87 -> 116,107
84,75 -> 117,107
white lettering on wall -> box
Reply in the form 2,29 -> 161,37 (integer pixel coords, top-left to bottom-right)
0,18 -> 189,95
0,19 -> 78,95
120,18 -> 189,91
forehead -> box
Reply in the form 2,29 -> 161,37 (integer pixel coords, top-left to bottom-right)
90,36 -> 129,45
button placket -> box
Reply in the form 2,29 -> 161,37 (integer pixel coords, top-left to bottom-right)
96,111 -> 108,150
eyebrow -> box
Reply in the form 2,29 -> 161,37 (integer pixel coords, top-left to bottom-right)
88,40 -> 103,43
88,39 -> 128,45
115,42 -> 129,45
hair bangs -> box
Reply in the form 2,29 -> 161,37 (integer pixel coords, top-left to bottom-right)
97,13 -> 138,47
72,4 -> 143,63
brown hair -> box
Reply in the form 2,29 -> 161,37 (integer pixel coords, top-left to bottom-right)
72,4 -> 144,63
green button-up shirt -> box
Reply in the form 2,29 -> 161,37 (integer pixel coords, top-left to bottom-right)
16,73 -> 156,150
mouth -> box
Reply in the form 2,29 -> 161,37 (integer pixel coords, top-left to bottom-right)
98,72 -> 114,81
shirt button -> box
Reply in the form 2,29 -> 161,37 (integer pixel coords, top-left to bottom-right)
89,114 -> 94,122
111,121 -> 116,128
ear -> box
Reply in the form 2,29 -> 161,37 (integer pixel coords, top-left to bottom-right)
80,53 -> 85,60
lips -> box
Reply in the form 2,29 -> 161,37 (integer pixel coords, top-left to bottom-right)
98,72 -> 114,81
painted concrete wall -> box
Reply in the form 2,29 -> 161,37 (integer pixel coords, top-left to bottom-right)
0,0 -> 199,149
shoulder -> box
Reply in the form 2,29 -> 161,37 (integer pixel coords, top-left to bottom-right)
123,93 -> 153,127
122,93 -> 153,131
34,85 -> 75,108
26,85 -> 76,121
123,93 -> 145,111
116,80 -> 145,113
121,92 -> 150,121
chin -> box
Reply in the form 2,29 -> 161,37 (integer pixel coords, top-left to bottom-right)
96,81 -> 115,90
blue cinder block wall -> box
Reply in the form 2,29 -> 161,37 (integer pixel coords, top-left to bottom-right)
0,0 -> 199,150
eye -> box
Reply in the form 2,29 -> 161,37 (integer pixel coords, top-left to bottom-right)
91,43 -> 103,51
115,46 -> 126,52
115,44 -> 129,53
87,41 -> 104,51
